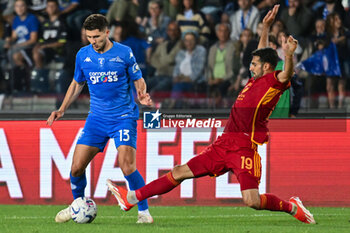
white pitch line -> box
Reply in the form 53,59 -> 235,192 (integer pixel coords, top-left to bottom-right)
3,213 -> 348,220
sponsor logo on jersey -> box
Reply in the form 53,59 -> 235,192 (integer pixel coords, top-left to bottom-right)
84,57 -> 92,62
109,56 -> 124,63
116,56 -> 124,63
89,71 -> 118,84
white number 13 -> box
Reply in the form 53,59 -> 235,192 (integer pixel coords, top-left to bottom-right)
118,129 -> 130,141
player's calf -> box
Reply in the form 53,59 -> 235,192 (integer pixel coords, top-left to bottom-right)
242,196 -> 260,209
242,189 -> 261,209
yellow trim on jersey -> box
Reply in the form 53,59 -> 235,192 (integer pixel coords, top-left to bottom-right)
254,152 -> 257,177
273,70 -> 278,80
257,152 -> 261,177
251,87 -> 281,144
261,88 -> 281,105
254,151 -> 261,178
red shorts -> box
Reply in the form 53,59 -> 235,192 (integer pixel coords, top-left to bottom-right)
187,133 -> 262,191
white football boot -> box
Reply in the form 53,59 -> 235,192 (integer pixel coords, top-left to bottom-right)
137,210 -> 154,224
55,206 -> 71,223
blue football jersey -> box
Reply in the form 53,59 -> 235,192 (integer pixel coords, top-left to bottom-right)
74,42 -> 142,121
12,13 -> 39,43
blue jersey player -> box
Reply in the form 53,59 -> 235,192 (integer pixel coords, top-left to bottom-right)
47,14 -> 153,224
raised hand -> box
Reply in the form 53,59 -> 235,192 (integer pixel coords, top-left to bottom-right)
262,4 -> 280,28
282,35 -> 298,56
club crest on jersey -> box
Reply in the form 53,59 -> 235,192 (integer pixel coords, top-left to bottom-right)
237,82 -> 252,101
98,58 -> 105,66
132,63 -> 140,73
130,52 -> 133,58
241,82 -> 252,94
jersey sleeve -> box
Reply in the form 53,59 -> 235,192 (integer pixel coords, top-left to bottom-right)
126,47 -> 142,81
73,51 -> 85,83
272,70 -> 291,91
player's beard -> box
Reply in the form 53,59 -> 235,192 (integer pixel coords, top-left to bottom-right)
95,39 -> 107,52
253,67 -> 264,79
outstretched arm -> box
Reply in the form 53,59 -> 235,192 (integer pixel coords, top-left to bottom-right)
258,4 -> 279,49
277,35 -> 298,83
46,79 -> 85,125
134,78 -> 153,107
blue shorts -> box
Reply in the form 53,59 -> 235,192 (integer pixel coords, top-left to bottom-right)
77,113 -> 137,152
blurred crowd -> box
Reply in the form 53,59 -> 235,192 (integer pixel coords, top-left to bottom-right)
0,0 -> 350,113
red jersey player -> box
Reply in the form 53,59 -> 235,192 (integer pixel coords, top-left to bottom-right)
106,5 -> 316,224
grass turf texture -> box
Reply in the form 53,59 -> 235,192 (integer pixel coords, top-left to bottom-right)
0,205 -> 349,233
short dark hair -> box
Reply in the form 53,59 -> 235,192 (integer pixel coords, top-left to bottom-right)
15,0 -> 27,5
268,35 -> 278,47
251,47 -> 279,69
47,0 -> 58,5
83,14 -> 109,31
149,0 -> 163,10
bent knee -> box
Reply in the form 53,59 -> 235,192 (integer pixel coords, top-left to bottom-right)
118,157 -> 136,175
171,166 -> 183,181
120,164 -> 136,176
71,164 -> 85,177
171,164 -> 193,182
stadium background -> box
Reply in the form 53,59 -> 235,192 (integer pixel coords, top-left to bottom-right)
0,118 -> 349,207
0,0 -> 350,113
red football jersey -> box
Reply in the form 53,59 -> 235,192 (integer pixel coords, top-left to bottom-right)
224,71 -> 290,145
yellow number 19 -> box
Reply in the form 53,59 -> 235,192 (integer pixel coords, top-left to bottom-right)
241,156 -> 253,170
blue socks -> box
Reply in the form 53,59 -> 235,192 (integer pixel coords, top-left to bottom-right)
125,170 -> 149,211
70,170 -> 148,211
70,172 -> 87,199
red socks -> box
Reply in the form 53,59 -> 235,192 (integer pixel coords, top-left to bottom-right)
134,173 -> 292,214
135,172 -> 180,201
260,193 -> 292,213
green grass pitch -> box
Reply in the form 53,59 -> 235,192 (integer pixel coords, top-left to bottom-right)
0,205 -> 349,233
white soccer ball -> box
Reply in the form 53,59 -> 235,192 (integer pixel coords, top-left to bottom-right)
70,197 -> 97,223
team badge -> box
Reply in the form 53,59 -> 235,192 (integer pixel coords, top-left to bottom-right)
132,63 -> 140,73
98,58 -> 105,66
